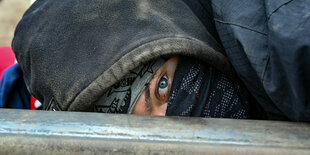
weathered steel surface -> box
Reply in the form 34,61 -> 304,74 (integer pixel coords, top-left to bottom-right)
0,109 -> 309,154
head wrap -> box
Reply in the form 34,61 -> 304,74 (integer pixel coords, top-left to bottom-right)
166,57 -> 253,118
94,59 -> 165,114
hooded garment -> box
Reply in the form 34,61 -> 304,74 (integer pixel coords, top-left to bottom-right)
210,0 -> 310,121
12,0 -> 236,111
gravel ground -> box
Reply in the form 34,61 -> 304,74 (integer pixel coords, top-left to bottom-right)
0,0 -> 30,46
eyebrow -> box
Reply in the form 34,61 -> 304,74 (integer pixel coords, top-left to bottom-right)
144,83 -> 153,113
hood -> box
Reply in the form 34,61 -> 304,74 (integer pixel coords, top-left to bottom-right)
12,0 -> 233,111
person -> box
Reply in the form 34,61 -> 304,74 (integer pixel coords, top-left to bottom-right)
0,46 -> 30,109
12,0 -> 309,121
0,64 -> 31,109
0,46 -> 42,109
210,0 -> 310,121
0,63 -> 42,109
12,0 -> 262,119
93,55 -> 260,119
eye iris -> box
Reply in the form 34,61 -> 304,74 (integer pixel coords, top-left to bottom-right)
159,78 -> 168,88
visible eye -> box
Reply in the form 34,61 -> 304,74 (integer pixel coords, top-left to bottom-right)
158,75 -> 168,100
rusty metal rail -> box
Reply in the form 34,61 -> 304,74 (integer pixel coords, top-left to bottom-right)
0,109 -> 309,154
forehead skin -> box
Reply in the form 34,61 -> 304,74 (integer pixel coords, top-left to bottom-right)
132,56 -> 179,116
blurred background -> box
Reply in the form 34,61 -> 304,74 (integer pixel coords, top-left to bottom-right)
0,0 -> 34,46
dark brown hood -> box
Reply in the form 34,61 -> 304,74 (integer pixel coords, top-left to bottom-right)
12,0 -> 233,111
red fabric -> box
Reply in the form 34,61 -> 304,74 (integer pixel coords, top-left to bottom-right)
0,46 -> 16,79
31,96 -> 42,110
30,96 -> 37,110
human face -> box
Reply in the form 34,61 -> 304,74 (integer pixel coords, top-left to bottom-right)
132,56 -> 180,116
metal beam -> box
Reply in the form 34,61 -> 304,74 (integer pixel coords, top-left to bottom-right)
0,109 -> 309,154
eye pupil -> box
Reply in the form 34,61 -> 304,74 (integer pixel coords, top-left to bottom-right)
159,78 -> 168,88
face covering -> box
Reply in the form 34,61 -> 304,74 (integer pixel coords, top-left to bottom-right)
166,57 -> 252,119
94,59 -> 165,114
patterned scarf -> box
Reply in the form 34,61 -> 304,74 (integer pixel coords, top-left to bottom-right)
94,59 -> 165,113
166,57 -> 252,118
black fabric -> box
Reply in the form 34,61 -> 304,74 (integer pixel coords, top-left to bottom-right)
12,0 -> 310,121
182,0 -> 223,47
211,0 -> 310,121
12,0 -> 232,111
166,57 -> 253,119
